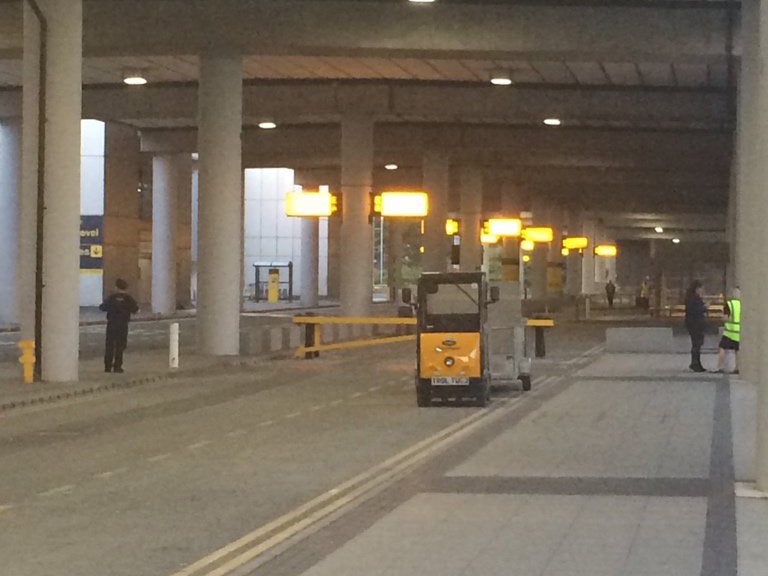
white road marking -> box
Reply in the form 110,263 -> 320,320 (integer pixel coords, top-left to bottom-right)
258,420 -> 274,427
285,412 -> 301,419
350,392 -> 363,399
95,467 -> 128,479
226,430 -> 247,438
147,453 -> 172,463
309,405 -> 325,412
188,440 -> 212,450
0,504 -> 15,515
329,399 -> 343,406
368,386 -> 381,392
38,485 -> 75,497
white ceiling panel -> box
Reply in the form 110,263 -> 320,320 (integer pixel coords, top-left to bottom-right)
604,62 -> 642,86
390,58 -> 444,80
425,59 -> 478,81
318,57 -> 382,78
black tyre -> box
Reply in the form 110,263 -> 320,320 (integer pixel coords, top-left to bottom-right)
520,374 -> 531,391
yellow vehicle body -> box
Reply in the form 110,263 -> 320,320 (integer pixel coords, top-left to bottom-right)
418,333 -> 481,379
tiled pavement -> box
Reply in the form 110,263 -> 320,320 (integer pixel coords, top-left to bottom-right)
239,352 -> 766,576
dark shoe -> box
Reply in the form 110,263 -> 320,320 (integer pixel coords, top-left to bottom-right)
690,365 -> 707,373
105,367 -> 112,373
711,369 -> 724,373
733,370 -> 740,375
114,368 -> 124,373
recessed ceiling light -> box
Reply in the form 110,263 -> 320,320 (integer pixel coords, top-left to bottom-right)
490,70 -> 512,86
543,118 -> 561,126
654,226 -> 664,233
672,238 -> 681,244
384,163 -> 399,170
258,121 -> 277,130
123,71 -> 147,86
408,0 -> 436,3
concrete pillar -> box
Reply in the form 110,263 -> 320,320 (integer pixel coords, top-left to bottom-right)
40,0 -> 82,382
565,210 -> 584,296
176,155 -> 193,308
300,217 -> 319,307
197,52 -> 242,355
18,2 -> 42,342
459,167 -> 482,271
339,115 -> 374,316
0,120 -> 20,326
152,154 -> 190,315
737,0 -> 761,384
422,151 -> 450,272
750,0 -> 768,492
529,244 -> 548,300
581,217 -> 597,295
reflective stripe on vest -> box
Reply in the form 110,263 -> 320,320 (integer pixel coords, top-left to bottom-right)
724,299 -> 741,342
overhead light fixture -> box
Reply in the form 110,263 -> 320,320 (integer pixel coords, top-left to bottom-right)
285,186 -> 337,217
122,70 -> 147,86
655,226 -> 664,233
384,163 -> 399,171
522,254 -> 531,263
672,238 -> 681,244
520,239 -> 535,252
408,0 -> 436,3
543,118 -> 562,126
481,233 -> 500,245
445,218 -> 460,236
561,247 -> 570,257
490,70 -> 513,86
258,121 -> 277,130
522,227 -> 554,243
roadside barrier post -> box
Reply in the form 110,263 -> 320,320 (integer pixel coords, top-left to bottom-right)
169,323 -> 179,369
18,340 -> 35,383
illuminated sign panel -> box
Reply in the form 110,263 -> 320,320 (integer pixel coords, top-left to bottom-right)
520,239 -> 535,252
373,191 -> 429,217
562,236 -> 589,250
522,227 -> 554,243
445,218 -> 460,236
487,218 -> 522,237
594,244 -> 618,257
285,188 -> 336,217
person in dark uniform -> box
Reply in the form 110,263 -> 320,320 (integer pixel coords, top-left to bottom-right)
605,280 -> 616,309
684,279 -> 707,373
100,278 -> 139,373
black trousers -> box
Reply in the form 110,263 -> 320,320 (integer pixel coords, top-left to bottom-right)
105,323 -> 129,370
689,328 -> 705,367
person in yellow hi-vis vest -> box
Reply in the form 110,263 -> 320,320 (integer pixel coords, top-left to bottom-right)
715,287 -> 740,374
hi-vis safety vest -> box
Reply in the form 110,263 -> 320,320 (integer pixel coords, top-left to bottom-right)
724,299 -> 741,342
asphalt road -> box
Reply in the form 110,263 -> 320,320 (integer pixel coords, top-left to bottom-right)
0,324 -> 604,576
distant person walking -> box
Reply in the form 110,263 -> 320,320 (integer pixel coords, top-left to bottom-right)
605,280 -> 616,308
715,287 -> 741,374
100,278 -> 139,373
684,279 -> 707,373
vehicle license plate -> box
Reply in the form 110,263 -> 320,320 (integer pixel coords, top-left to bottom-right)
431,376 -> 470,386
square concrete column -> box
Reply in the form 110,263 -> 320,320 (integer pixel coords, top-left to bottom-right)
422,151 -> 450,273
152,154 -> 191,315
0,120 -> 20,326
339,115 -> 374,316
17,2 -> 42,342
197,53 -> 243,355
40,0 -> 83,382
458,166 -> 482,272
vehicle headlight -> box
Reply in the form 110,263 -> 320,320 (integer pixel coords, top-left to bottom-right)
444,356 -> 455,367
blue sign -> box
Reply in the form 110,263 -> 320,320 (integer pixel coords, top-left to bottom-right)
80,215 -> 103,271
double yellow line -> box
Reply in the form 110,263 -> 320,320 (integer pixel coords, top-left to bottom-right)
168,376 -> 552,576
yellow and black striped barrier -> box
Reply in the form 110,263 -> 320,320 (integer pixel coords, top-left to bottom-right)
292,316 -> 416,358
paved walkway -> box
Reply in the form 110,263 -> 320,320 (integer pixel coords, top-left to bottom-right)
239,351 -> 766,576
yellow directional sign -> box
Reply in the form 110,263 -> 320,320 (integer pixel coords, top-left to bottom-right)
90,244 -> 103,258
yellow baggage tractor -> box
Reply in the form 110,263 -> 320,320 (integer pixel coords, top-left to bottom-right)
406,271 -> 501,407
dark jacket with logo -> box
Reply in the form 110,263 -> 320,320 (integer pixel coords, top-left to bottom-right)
684,293 -> 707,333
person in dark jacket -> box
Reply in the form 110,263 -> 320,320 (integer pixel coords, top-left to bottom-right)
684,279 -> 708,372
100,278 -> 139,373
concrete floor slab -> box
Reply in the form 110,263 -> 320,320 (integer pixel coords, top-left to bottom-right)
297,494 -> 707,576
575,353 -> 719,378
731,380 -> 756,482
736,499 -> 768,576
447,380 -> 714,479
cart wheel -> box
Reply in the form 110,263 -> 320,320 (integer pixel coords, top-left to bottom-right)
416,384 -> 432,407
474,384 -> 490,407
520,374 -> 531,392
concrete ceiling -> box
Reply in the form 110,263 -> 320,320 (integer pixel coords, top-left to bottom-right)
0,0 -> 738,241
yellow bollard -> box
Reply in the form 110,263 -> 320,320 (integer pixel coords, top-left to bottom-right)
267,268 -> 280,303
18,340 -> 35,384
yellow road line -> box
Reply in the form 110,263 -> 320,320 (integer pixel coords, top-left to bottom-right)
168,375 -> 552,576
